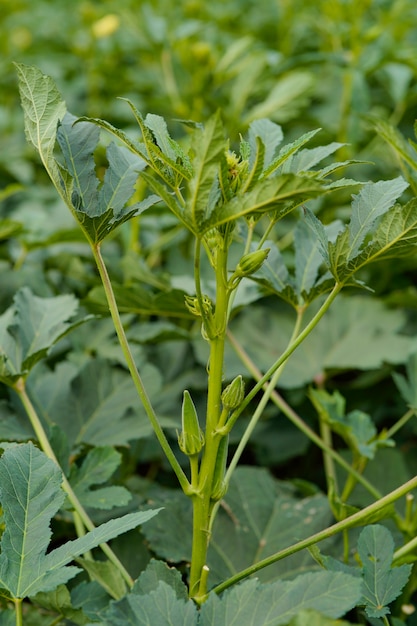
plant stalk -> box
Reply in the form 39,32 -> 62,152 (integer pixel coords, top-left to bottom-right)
91,242 -> 191,494
189,241 -> 230,600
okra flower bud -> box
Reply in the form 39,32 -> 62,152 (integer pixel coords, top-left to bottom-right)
178,390 -> 205,457
221,375 -> 245,411
235,248 -> 270,278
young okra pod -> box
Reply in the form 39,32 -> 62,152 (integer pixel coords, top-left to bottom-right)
178,390 -> 205,457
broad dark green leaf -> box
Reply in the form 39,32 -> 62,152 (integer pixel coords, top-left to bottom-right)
208,467 -> 332,586
200,572 -> 362,626
33,584 -> 90,625
215,296 -> 412,388
142,468 -> 333,586
358,525 -> 412,619
0,288 -> 83,384
15,63 -> 66,190
28,358 -> 162,447
69,447 -> 131,510
286,609 -> 359,626
0,442 -> 161,599
103,581 -> 197,626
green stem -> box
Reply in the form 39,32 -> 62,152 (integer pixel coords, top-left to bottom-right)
225,284 -> 343,433
14,598 -> 22,626
319,414 -> 339,497
91,243 -> 191,494
14,378 -> 134,587
189,243 -> 230,600
208,473 -> 417,600
226,329 -> 383,500
385,408 -> 416,439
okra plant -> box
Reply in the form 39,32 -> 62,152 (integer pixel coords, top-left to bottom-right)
0,63 -> 417,625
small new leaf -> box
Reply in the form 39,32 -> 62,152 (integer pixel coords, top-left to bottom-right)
358,525 -> 412,619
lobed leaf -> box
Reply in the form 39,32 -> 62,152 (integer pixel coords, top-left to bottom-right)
247,118 -> 283,169
358,525 -> 412,618
15,63 -> 66,190
347,177 -> 408,260
200,572 -> 362,626
69,446 -> 131,510
0,443 -> 161,599
0,288 -> 82,384
186,111 -> 227,229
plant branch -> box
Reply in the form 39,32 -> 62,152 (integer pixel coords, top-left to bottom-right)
226,329 -> 383,500
91,243 -> 191,494
208,473 -> 417,599
225,283 -> 344,432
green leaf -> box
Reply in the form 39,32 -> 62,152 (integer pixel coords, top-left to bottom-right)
69,447 -> 131,510
132,558 -> 189,600
0,288 -> 83,384
33,584 -> 90,626
286,609 -> 359,626
347,177 -> 408,260
56,113 -> 149,243
204,174 -> 325,232
309,389 -> 393,460
28,358 -> 162,448
76,558 -> 128,600
219,296 -> 412,388
200,572 -> 362,626
103,581 -> 198,625
244,70 -> 314,124
0,442 -> 161,599
358,525 -> 412,619
247,118 -> 283,169
392,350 -> 417,408
281,142 -> 344,174
208,467 -> 333,585
142,468 -> 333,585
186,111 -> 227,229
262,129 -> 321,178
57,112 -> 100,215
15,63 -> 66,190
